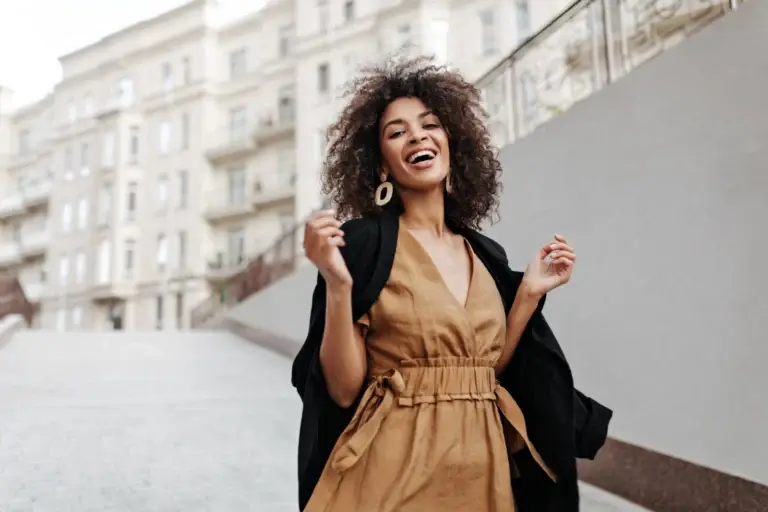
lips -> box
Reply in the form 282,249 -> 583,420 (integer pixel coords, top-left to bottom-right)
406,148 -> 437,164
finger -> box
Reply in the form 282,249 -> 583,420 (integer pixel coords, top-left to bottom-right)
309,217 -> 342,231
315,227 -> 344,240
548,250 -> 576,262
328,235 -> 346,247
308,209 -> 337,222
551,257 -> 574,267
554,234 -> 569,243
547,242 -> 574,254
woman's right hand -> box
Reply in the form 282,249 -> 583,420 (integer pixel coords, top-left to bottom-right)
303,210 -> 353,289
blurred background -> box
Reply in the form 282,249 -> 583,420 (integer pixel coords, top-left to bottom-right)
0,0 -> 765,510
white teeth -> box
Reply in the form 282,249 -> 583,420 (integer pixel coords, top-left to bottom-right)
408,150 -> 436,163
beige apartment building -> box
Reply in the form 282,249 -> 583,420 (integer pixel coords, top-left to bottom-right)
0,0 -> 566,331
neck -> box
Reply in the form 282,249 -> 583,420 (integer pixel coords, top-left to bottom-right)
399,187 -> 448,238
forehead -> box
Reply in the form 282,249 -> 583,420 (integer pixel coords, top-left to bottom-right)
380,97 -> 431,123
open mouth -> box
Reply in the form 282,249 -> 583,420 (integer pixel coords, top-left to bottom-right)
407,149 -> 437,164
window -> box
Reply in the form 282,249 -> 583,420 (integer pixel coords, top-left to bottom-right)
344,0 -> 354,22
430,19 -> 450,65
77,199 -> 89,230
98,239 -> 111,283
515,0 -> 530,40
126,182 -> 137,221
182,56 -> 191,85
59,255 -> 70,285
99,183 -> 112,226
180,113 -> 190,150
84,94 -> 93,116
227,228 -> 245,266
229,107 -> 248,142
177,230 -> 187,269
18,130 -> 30,154
71,307 -> 82,328
175,292 -> 184,329
317,63 -> 330,95
397,24 -> 412,51
318,0 -> 330,33
157,175 -> 168,212
124,239 -> 135,278
229,48 -> 247,79
278,25 -> 293,57
227,167 -> 246,205
56,309 -> 66,332
64,146 -> 73,180
479,9 -> 498,56
155,295 -> 164,330
102,131 -> 115,167
278,147 -> 296,185
75,251 -> 86,283
118,77 -> 134,107
278,85 -> 295,123
68,101 -> 77,123
157,234 -> 168,271
159,121 -> 171,154
178,170 -> 188,209
129,126 -> 140,163
61,202 -> 72,232
162,62 -> 173,91
80,142 -> 90,176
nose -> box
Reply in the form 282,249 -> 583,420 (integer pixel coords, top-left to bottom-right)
408,126 -> 429,144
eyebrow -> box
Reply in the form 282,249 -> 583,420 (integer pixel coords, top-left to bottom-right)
381,110 -> 435,133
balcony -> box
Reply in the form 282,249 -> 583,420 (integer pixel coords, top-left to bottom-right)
22,281 -> 45,303
204,191 -> 255,223
0,241 -> 22,268
19,229 -> 49,258
91,281 -> 137,303
205,254 -> 248,282
252,171 -> 296,209
22,180 -> 52,208
251,109 -> 296,146
0,193 -> 25,219
204,126 -> 258,165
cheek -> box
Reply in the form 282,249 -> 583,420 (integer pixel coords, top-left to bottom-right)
379,139 -> 401,168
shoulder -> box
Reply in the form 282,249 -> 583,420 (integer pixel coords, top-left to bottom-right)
337,215 -> 383,269
340,216 -> 378,241
463,228 -> 509,265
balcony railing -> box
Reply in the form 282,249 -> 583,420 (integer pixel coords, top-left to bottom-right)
0,273 -> 34,326
191,221 -> 302,328
476,0 -> 744,147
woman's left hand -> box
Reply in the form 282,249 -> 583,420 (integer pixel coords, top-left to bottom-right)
521,234 -> 576,298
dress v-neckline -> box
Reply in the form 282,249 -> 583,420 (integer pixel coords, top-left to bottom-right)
401,226 -> 475,310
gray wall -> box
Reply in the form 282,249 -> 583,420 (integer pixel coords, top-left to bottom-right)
227,0 -> 767,486
487,0 -> 767,485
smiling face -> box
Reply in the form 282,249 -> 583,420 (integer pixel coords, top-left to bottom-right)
378,97 -> 450,193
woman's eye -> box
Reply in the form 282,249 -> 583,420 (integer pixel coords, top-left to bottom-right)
389,130 -> 404,138
424,123 -> 439,129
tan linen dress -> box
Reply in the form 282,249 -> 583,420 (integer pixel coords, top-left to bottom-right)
305,225 -> 553,512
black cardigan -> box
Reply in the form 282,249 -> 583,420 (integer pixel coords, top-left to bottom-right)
291,212 -> 613,511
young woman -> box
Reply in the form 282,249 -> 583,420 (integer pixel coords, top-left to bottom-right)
291,57 -> 612,512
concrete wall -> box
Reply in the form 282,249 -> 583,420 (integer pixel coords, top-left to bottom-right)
486,0 -> 767,486
226,0 -> 767,486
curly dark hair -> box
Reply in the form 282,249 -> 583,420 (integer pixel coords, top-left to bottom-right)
323,56 -> 503,230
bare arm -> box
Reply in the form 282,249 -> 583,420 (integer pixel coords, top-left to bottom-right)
318,282 -> 368,408
495,284 -> 542,375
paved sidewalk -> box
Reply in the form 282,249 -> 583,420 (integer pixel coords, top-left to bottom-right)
0,330 -> 646,511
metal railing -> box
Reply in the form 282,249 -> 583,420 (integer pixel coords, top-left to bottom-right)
190,218 -> 303,328
476,0 -> 744,147
0,273 -> 34,326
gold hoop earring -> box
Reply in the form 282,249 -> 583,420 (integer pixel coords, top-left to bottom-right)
375,180 -> 394,206
445,171 -> 453,194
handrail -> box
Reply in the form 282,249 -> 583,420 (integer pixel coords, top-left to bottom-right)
474,0 -> 742,147
190,213 -> 304,328
0,273 -> 34,326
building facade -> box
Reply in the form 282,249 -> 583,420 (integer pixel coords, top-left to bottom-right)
0,0 -> 565,331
